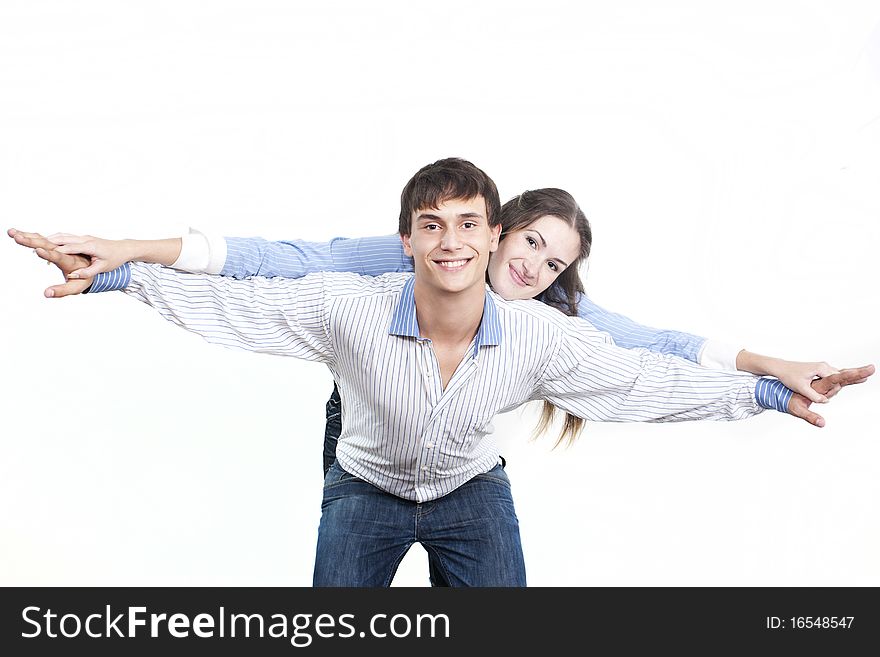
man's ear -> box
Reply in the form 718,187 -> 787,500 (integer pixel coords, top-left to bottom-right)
488,223 -> 502,252
401,233 -> 413,257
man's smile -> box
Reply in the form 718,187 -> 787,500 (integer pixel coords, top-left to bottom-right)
432,257 -> 472,272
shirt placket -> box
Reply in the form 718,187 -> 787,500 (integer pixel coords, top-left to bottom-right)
413,341 -> 480,502
414,338 -> 441,501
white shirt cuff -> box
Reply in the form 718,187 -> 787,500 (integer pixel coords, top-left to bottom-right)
169,228 -> 227,275
204,232 -> 228,275
698,340 -> 742,371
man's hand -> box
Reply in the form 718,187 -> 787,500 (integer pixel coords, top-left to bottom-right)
7,229 -> 94,297
787,364 -> 875,427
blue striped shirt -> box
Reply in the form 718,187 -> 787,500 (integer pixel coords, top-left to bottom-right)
112,262 -> 782,502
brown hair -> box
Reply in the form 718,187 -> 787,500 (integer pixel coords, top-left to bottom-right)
398,158 -> 501,236
499,188 -> 593,448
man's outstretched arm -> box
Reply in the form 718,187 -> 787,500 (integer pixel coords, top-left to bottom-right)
9,229 -> 336,364
537,314 -> 874,428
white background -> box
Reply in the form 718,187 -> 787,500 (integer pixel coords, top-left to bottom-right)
1,1 -> 878,586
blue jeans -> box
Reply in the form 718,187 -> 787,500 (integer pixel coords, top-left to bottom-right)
323,383 -> 451,585
314,461 -> 527,587
322,384 -> 343,476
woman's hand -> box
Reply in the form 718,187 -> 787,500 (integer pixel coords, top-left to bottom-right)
42,232 -> 136,280
11,229 -> 182,280
765,359 -> 841,403
737,350 -> 840,403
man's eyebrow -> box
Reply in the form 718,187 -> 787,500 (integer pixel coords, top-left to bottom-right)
416,212 -> 485,220
529,229 -> 570,267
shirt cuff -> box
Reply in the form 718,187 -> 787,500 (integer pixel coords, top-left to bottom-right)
754,377 -> 793,414
698,340 -> 742,371
168,228 -> 227,275
169,229 -> 209,272
205,232 -> 227,275
88,262 -> 132,293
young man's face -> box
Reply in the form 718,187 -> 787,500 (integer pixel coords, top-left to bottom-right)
401,196 -> 501,297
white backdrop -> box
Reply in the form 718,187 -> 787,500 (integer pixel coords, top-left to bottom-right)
1,0 -> 878,586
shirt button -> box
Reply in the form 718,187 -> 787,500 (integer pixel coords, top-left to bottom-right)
426,442 -> 434,449
421,466 -> 429,472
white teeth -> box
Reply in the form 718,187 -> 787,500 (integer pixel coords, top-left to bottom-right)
436,259 -> 468,269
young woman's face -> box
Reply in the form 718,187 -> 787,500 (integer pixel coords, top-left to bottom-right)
487,215 -> 582,300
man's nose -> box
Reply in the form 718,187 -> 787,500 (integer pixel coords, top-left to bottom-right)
440,228 -> 463,250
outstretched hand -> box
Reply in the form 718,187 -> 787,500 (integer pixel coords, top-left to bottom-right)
42,232 -> 132,280
787,364 -> 875,427
769,360 -> 840,404
7,228 -> 94,297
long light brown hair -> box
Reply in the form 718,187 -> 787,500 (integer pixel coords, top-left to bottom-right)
497,188 -> 592,448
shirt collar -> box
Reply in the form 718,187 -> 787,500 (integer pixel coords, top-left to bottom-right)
389,277 -> 502,357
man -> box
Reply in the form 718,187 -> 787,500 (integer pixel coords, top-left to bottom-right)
10,158 -> 874,586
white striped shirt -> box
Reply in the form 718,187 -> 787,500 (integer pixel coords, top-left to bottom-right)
120,262 -> 768,502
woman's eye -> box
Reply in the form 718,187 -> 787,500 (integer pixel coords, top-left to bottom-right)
526,236 -> 537,248
548,262 -> 558,272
